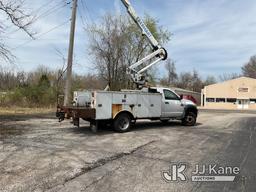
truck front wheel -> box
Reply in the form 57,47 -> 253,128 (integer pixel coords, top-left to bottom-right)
114,113 -> 132,133
182,112 -> 197,126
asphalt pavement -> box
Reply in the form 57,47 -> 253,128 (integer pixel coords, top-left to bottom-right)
0,111 -> 255,192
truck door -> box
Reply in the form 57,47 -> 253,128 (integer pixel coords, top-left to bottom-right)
162,89 -> 184,117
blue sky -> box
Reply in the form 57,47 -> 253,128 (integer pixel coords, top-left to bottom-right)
1,0 -> 256,79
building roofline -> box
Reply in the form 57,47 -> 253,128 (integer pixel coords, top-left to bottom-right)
171,87 -> 201,94
204,76 -> 256,89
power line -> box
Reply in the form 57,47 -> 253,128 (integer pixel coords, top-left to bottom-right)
80,0 -> 94,25
34,1 -> 71,23
12,19 -> 70,50
77,4 -> 88,27
77,0 -> 90,25
32,0 -> 56,15
1,36 -> 66,41
9,0 -> 71,35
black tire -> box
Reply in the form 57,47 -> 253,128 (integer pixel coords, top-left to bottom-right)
90,120 -> 100,133
114,113 -> 132,133
160,119 -> 169,124
182,112 -> 197,126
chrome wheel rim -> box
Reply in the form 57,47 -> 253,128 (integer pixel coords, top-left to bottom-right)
118,117 -> 130,130
186,115 -> 194,124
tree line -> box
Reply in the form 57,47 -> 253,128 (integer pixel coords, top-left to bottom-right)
0,66 -> 104,107
1,53 -> 255,107
160,55 -> 256,92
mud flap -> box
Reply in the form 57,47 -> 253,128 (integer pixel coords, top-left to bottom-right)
73,118 -> 80,128
90,121 -> 99,133
56,112 -> 65,122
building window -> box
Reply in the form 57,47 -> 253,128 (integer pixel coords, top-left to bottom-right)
216,98 -> 225,103
206,98 -> 215,102
227,98 -> 237,103
250,99 -> 256,104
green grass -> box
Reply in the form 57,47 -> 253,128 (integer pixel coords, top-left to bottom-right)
0,107 -> 55,115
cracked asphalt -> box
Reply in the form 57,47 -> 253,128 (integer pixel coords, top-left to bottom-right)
0,111 -> 256,192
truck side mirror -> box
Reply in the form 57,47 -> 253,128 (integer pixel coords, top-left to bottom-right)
180,94 -> 183,100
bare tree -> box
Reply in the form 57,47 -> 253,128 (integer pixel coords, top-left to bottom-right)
176,72 -> 191,90
191,70 -> 203,92
54,48 -> 67,92
219,73 -> 240,82
87,13 -> 170,90
204,75 -> 217,86
242,55 -> 256,78
164,59 -> 177,86
175,70 -> 203,92
0,0 -> 35,62
87,14 -> 126,90
0,66 -> 27,89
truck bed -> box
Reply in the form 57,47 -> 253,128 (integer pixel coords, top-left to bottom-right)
94,91 -> 162,120
59,90 -> 163,121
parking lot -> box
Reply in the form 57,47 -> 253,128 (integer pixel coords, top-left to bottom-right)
0,110 -> 256,192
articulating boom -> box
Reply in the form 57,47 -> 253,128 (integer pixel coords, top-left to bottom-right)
121,0 -> 168,87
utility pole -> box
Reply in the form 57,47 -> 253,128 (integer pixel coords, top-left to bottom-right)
64,0 -> 78,106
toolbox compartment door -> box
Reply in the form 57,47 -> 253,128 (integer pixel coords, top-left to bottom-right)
149,94 -> 162,118
136,94 -> 161,118
137,94 -> 150,118
95,92 -> 112,120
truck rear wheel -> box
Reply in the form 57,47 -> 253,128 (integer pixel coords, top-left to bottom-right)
114,113 -> 132,133
182,112 -> 197,126
160,119 -> 169,124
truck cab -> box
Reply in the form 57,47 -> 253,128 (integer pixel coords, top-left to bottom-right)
157,87 -> 185,118
147,87 -> 198,123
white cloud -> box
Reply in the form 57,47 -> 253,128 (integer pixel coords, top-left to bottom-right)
161,0 -> 256,77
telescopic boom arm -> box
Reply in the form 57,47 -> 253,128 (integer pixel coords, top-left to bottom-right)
121,0 -> 168,87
